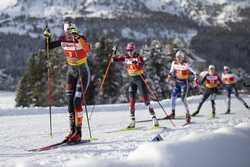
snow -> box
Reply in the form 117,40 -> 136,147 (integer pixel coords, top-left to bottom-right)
0,0 -> 17,11
142,0 -> 250,26
0,94 -> 250,167
0,91 -> 15,109
121,27 -> 197,46
1,0 -> 250,27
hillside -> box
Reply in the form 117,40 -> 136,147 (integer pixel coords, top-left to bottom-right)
0,0 -> 250,90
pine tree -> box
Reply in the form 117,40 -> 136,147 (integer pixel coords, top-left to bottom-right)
16,49 -> 68,107
90,38 -> 123,104
142,40 -> 173,99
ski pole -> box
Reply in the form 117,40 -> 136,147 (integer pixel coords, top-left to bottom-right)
89,46 -> 118,120
45,25 -> 53,137
79,74 -> 93,139
99,47 -> 117,93
139,75 -> 176,127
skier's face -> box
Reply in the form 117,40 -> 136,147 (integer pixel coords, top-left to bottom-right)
224,68 -> 229,73
176,56 -> 184,63
127,50 -> 134,56
65,31 -> 74,39
209,68 -> 215,74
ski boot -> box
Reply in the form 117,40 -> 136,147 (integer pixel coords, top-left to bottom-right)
64,131 -> 75,142
225,109 -> 230,114
186,113 -> 191,123
165,110 -> 175,119
191,110 -> 199,117
244,103 -> 249,109
127,119 -> 136,129
68,127 -> 81,143
152,116 -> 160,127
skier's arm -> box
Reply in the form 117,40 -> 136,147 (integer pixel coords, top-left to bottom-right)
199,74 -> 207,85
217,74 -> 223,85
137,55 -> 144,67
75,35 -> 91,54
48,40 -> 61,49
188,65 -> 197,76
112,55 -> 126,63
166,61 -> 175,82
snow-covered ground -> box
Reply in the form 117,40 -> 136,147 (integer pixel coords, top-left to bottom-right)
0,91 -> 15,109
0,94 -> 250,167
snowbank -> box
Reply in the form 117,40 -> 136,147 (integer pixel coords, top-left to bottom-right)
65,122 -> 250,167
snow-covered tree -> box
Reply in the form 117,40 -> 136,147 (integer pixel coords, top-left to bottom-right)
142,40 -> 173,99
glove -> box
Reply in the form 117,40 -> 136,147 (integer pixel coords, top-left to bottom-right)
73,34 -> 81,40
132,61 -> 138,64
112,46 -> 118,55
43,27 -> 51,39
193,77 -> 199,87
112,46 -> 117,52
131,58 -> 138,64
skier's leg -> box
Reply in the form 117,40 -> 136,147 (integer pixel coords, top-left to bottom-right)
192,90 -> 210,116
65,67 -> 77,140
70,65 -> 90,142
138,78 -> 155,115
127,80 -> 137,128
138,77 -> 159,127
225,86 -> 231,114
181,81 -> 191,122
167,83 -> 180,119
210,91 -> 216,117
234,87 -> 249,109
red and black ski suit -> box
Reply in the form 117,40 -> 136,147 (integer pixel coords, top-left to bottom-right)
46,33 -> 91,136
113,53 -> 155,120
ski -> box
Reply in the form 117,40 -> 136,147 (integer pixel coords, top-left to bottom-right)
105,126 -> 166,133
28,140 -> 66,152
136,116 -> 185,123
28,139 -> 91,152
105,127 -> 144,133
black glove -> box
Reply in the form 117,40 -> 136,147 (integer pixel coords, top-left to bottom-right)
132,61 -> 138,64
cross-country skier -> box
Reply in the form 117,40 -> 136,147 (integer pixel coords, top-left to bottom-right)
222,66 -> 249,114
112,42 -> 159,128
43,22 -> 91,142
192,65 -> 223,118
166,50 -> 197,123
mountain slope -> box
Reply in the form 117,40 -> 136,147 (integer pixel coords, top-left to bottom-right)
1,0 -> 250,90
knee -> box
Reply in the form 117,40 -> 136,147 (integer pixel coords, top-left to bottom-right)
129,97 -> 136,109
141,96 -> 150,106
65,84 -> 73,98
74,97 -> 82,107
